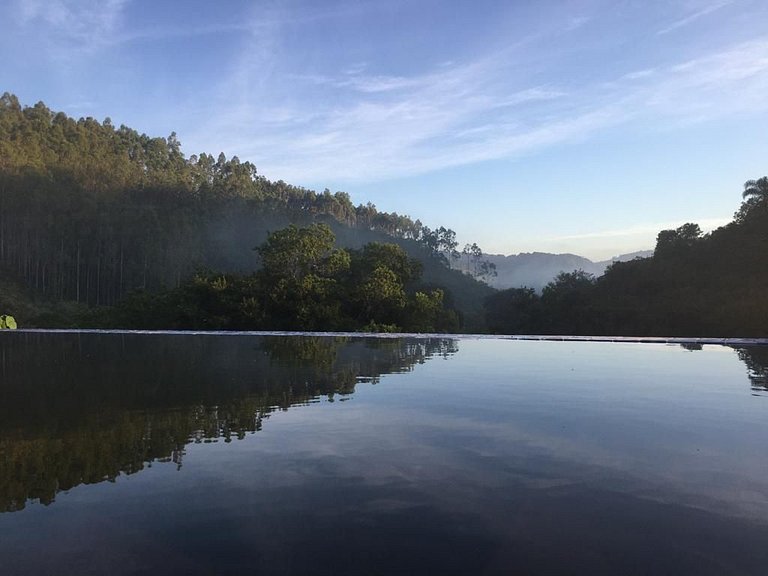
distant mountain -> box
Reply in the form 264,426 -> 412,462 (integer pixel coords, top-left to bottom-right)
483,250 -> 653,291
597,250 -> 655,267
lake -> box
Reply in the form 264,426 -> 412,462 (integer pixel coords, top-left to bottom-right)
1,332 -> 767,575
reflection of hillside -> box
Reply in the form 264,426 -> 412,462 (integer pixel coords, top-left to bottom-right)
0,333 -> 457,513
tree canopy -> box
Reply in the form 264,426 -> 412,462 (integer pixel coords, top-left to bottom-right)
112,224 -> 459,333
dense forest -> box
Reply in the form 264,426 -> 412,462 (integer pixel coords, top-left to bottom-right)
485,177 -> 768,337
0,93 -> 493,331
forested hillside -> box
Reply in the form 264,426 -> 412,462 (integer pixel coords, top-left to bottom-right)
0,93 -> 492,330
485,178 -> 768,337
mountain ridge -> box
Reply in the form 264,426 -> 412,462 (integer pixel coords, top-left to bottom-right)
481,249 -> 654,290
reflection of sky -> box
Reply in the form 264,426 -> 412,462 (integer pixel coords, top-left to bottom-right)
2,340 -> 768,574
255,342 -> 766,512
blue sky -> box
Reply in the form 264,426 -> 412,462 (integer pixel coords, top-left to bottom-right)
2,0 -> 767,259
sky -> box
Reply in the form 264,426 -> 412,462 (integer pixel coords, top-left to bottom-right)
2,0 -> 767,259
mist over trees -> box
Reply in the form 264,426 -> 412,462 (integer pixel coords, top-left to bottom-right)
113,224 -> 460,333
0,93 -> 493,330
480,250 -> 654,292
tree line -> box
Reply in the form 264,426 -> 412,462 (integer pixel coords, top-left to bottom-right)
485,177 -> 768,337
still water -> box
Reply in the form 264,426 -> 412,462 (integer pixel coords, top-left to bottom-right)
1,332 -> 767,575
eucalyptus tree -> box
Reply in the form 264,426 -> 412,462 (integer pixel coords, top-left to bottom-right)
437,227 -> 460,268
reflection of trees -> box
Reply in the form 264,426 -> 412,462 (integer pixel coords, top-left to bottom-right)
679,343 -> 703,352
0,333 -> 457,512
680,344 -> 768,392
735,347 -> 768,392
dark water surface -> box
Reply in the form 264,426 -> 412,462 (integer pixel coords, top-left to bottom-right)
1,332 -> 768,575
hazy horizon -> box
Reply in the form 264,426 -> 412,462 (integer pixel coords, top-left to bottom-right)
2,0 -> 765,259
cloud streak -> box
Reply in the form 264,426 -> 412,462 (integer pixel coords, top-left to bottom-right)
195,31 -> 768,186
14,0 -> 130,52
549,218 -> 732,242
657,1 -> 733,36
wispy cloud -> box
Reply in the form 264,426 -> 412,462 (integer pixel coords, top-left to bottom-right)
14,0 -> 129,52
193,31 -> 768,186
113,22 -> 254,45
528,217 -> 733,260
198,32 -> 601,181
621,69 -> 656,81
657,1 -> 733,35
292,72 -> 426,94
645,39 -> 768,117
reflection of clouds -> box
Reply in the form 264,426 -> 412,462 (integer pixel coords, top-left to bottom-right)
656,1 -> 734,36
211,340 -> 768,523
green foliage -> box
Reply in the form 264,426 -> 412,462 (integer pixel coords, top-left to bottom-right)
404,289 -> 459,333
0,315 -> 16,329
354,242 -> 421,285
361,321 -> 401,333
256,223 -> 337,281
354,266 -> 407,323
